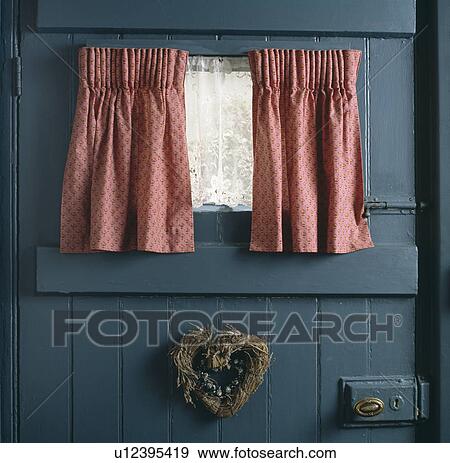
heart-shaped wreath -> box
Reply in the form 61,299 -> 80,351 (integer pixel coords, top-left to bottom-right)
170,327 -> 270,417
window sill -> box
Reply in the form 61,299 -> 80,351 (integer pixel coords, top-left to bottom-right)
36,245 -> 417,295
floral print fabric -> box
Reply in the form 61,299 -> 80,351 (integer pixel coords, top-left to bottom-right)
248,49 -> 374,253
60,47 -> 194,253
61,47 -> 373,255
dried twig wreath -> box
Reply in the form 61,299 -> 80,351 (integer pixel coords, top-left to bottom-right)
170,327 -> 271,417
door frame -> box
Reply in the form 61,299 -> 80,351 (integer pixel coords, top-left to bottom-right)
431,0 -> 450,443
0,0 -> 18,444
414,0 -> 450,444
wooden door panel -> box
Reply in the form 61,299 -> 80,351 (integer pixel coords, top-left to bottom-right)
269,297 -> 318,443
122,296 -> 170,443
35,0 -> 416,36
17,0 -> 419,443
19,296 -> 415,442
370,38 -> 415,198
72,297 -> 121,443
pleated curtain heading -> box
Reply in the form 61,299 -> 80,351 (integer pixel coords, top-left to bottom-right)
60,47 -> 194,253
60,47 -> 373,254
248,49 -> 373,253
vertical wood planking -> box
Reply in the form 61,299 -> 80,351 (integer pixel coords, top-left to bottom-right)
68,36 -> 123,441
319,298 -> 370,442
19,298 -> 71,442
369,38 -> 414,197
316,37 -> 371,442
366,37 -> 415,274
72,297 -> 121,442
219,297 -> 269,443
19,33 -> 73,247
19,31 -> 73,442
269,297 -> 318,442
369,298 -> 416,442
366,36 -> 416,442
169,297 -> 220,443
121,296 -> 170,442
16,0 -> 418,440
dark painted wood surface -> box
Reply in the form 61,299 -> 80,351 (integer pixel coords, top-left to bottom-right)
435,0 -> 450,443
36,245 -> 418,295
36,0 -> 416,36
13,0 -> 419,443
414,0 -> 436,443
0,0 -> 18,443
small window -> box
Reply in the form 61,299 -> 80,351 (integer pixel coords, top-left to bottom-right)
185,56 -> 253,209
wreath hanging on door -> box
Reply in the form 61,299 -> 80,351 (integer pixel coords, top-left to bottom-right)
170,327 -> 270,417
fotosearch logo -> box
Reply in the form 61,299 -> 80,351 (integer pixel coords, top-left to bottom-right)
51,309 -> 402,348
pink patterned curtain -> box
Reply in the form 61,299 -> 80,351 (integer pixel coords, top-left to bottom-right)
248,49 -> 374,253
60,47 -> 194,253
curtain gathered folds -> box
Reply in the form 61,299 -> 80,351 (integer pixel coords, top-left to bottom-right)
60,47 -> 194,253
248,49 -> 374,253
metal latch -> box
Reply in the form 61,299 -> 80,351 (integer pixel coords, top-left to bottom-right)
363,197 -> 427,217
340,376 -> 430,427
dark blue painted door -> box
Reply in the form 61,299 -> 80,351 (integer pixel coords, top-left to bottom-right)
16,0 -> 420,443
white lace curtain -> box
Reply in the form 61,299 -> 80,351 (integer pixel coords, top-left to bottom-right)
185,56 -> 253,208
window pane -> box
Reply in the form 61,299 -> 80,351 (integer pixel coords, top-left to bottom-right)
185,56 -> 253,208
